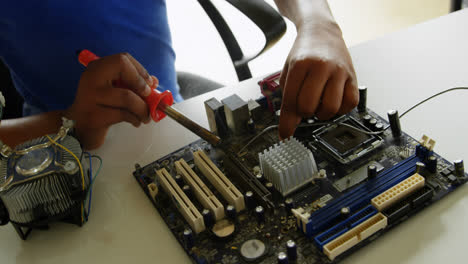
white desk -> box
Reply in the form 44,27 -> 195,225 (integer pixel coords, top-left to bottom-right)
2,9 -> 468,264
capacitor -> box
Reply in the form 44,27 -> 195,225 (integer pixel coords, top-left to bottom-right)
368,118 -> 377,129
427,156 -> 437,174
363,114 -> 372,126
368,165 -> 377,179
286,240 -> 297,261
454,160 -> 465,177
248,118 -> 255,133
202,209 -> 214,228
245,191 -> 255,210
285,198 -> 294,214
266,182 -> 274,193
340,206 -> 351,217
277,252 -> 289,264
255,206 -> 265,223
374,122 -> 384,132
183,228 -> 194,249
226,205 -> 237,221
416,162 -> 426,175
357,85 -> 367,112
387,109 -> 402,138
175,174 -> 184,186
182,184 -> 192,199
255,173 -> 264,183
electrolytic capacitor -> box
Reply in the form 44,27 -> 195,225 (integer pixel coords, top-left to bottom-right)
255,173 -> 264,183
248,118 -> 255,133
368,118 -> 377,129
368,165 -> 377,179
183,228 -> 194,249
357,86 -> 367,112
286,240 -> 297,261
245,191 -> 255,210
387,109 -> 402,138
278,252 -> 289,264
266,182 -> 274,193
255,206 -> 265,223
226,205 -> 237,221
202,209 -> 214,228
374,122 -> 384,132
285,198 -> 294,214
363,114 -> 372,126
427,156 -> 438,174
454,160 -> 465,177
175,174 -> 184,186
416,162 -> 426,175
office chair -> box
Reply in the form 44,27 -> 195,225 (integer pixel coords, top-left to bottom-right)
0,0 -> 286,119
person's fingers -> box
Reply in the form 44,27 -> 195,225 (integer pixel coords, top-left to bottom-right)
125,53 -> 154,87
279,61 -> 289,89
315,70 -> 347,120
150,75 -> 159,89
278,61 -> 308,139
296,64 -> 330,117
337,78 -> 359,115
99,87 -> 151,123
115,53 -> 151,97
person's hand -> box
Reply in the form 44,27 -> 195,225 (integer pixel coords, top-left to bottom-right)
64,53 -> 157,150
278,22 -> 359,139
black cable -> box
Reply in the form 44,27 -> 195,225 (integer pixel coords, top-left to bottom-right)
399,87 -> 468,118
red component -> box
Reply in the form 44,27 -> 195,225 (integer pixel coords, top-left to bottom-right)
77,49 -> 174,122
258,71 -> 282,112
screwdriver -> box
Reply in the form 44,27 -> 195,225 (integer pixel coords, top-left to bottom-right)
77,50 -> 221,146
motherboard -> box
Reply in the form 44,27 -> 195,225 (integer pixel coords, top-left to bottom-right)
132,75 -> 467,263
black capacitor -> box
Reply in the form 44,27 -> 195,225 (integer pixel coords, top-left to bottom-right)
387,109 -> 402,138
368,165 -> 377,179
286,240 -> 297,261
245,191 -> 255,210
278,252 -> 289,264
175,174 -> 184,186
340,207 -> 351,217
454,160 -> 465,177
266,182 -> 274,193
416,162 -> 426,175
363,114 -> 372,126
182,184 -> 192,199
183,228 -> 194,249
357,86 -> 367,112
285,198 -> 294,214
248,118 -> 255,133
202,209 -> 214,228
427,156 -> 438,173
375,122 -> 384,132
255,206 -> 265,223
255,173 -> 264,183
368,118 -> 377,129
226,205 -> 237,220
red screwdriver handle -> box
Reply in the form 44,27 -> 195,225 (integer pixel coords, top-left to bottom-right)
77,49 -> 174,122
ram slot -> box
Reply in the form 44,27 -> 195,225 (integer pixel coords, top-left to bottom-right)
156,168 -> 205,233
193,150 -> 245,212
175,159 -> 225,220
323,213 -> 388,261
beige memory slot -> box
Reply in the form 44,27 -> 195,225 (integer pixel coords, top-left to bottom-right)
193,150 -> 245,212
156,168 -> 205,233
324,213 -> 388,261
371,173 -> 425,211
175,159 -> 225,220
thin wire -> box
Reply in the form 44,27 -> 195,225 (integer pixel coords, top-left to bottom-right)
399,87 -> 468,118
46,135 -> 85,223
84,153 -> 103,221
83,152 -> 93,221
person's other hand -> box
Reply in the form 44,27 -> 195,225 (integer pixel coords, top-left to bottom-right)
279,22 -> 359,139
65,53 -> 157,149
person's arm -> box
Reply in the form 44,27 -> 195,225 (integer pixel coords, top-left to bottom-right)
274,0 -> 359,139
0,53 -> 156,150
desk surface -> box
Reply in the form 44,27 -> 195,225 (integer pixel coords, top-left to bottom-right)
2,9 -> 468,264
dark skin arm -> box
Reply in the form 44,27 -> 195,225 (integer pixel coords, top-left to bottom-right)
274,0 -> 359,139
0,53 -> 157,150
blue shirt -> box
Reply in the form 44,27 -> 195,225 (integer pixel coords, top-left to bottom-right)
0,0 -> 182,114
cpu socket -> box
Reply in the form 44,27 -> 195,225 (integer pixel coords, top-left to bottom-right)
312,116 -> 383,164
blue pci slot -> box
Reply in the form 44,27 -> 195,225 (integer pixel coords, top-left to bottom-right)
314,205 -> 377,249
303,154 -> 421,237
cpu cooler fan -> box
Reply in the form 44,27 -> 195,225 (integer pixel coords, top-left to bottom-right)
0,118 -> 89,239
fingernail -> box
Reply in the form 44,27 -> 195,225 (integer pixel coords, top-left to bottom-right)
146,76 -> 154,87
143,84 -> 151,97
